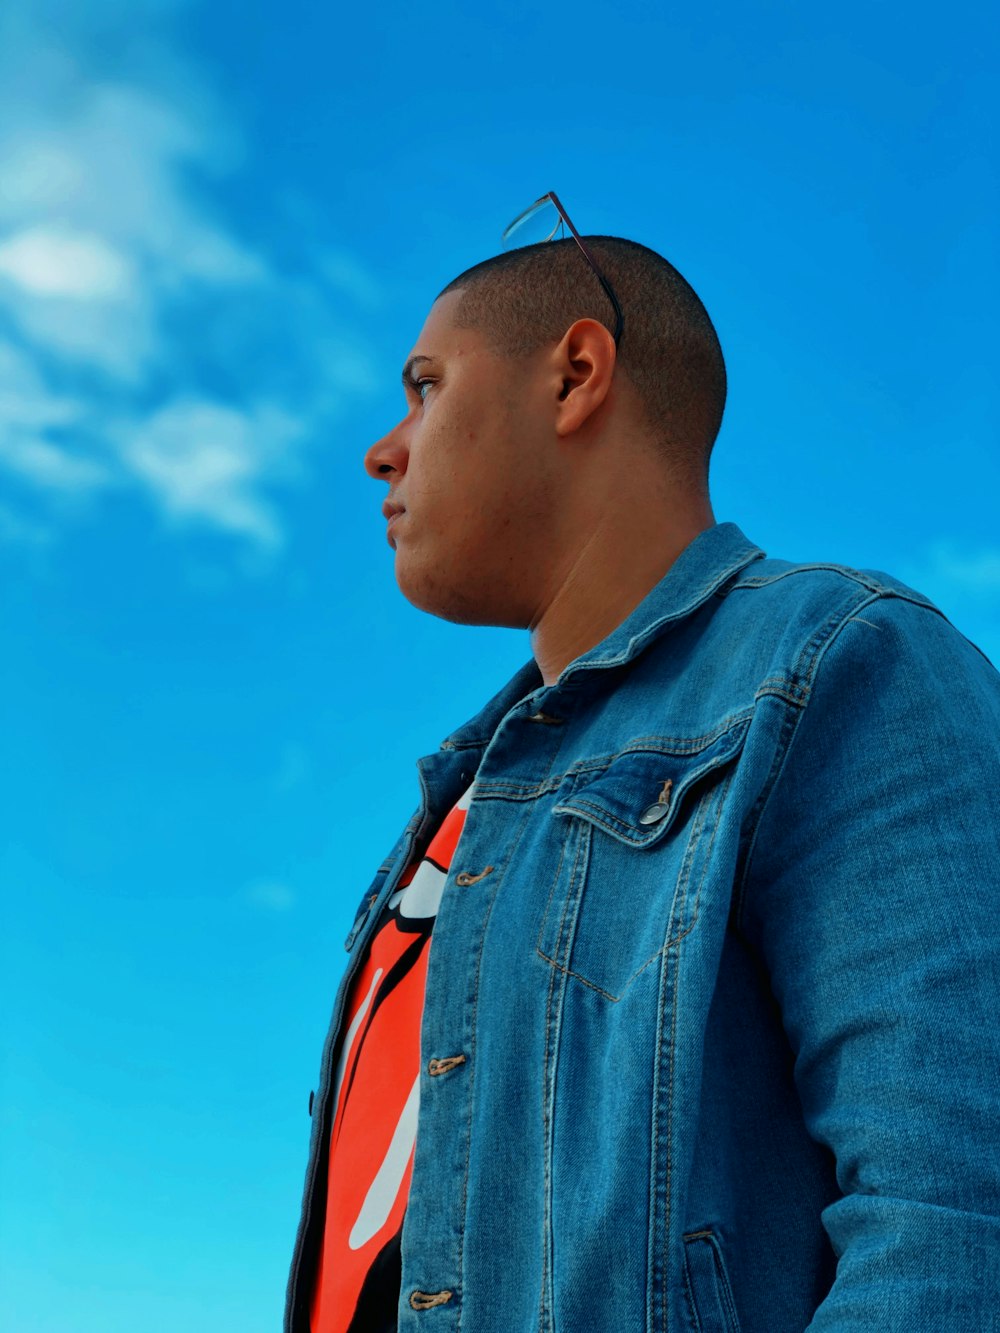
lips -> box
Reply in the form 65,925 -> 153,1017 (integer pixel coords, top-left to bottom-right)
382,499 -> 405,521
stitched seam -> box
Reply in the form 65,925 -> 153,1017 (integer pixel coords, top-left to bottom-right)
535,830 -> 571,966
478,721 -> 754,798
648,930 -> 669,1331
472,719 -> 755,805
681,1247 -> 704,1333
559,797 -> 674,841
727,563 -> 926,596
455,794 -> 541,1333
664,920 -> 681,1333
553,825 -> 585,971
664,776 -> 710,948
537,810 -> 650,1001
536,956 -> 621,1002
794,588 -> 884,691
692,1232 -> 742,1333
576,548 -> 766,672
537,766 -> 739,999
672,769 -> 736,947
735,588 -> 885,930
681,1232 -> 742,1332
561,745 -> 741,841
712,1235 -> 742,1333
754,674 -> 809,702
732,695 -> 801,933
539,877 -> 559,1332
518,736 -> 573,1333
540,823 -> 587,1331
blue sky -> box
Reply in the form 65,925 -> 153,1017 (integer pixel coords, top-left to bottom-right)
0,1 -> 996,1329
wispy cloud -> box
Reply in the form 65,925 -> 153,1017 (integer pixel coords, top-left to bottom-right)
115,397 -> 302,548
0,224 -> 136,300
905,541 -> 1000,600
902,539 -> 1000,670
0,498 -> 52,546
929,545 -> 1000,594
0,0 -> 378,556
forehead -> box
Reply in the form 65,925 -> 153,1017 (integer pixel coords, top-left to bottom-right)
404,289 -> 487,365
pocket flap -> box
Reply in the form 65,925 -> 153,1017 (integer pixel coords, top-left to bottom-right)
553,717 -> 749,849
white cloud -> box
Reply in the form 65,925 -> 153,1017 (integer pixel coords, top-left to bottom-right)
0,432 -> 114,491
0,0 -> 380,556
0,339 -> 87,428
0,337 -> 115,491
0,224 -> 135,299
316,249 -> 384,311
115,397 -> 304,548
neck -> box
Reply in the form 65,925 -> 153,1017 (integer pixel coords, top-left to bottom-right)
529,489 -> 715,687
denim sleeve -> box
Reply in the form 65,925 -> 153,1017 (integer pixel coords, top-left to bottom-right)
741,593 -> 1000,1329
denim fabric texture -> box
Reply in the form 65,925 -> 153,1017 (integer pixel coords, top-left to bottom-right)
285,522 -> 1000,1332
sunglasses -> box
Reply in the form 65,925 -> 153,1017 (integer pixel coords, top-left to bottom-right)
501,191 -> 624,347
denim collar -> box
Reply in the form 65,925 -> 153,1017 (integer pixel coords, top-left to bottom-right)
564,521 -> 764,677
440,521 -> 765,751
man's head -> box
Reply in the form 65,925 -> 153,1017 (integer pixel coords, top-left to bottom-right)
364,235 -> 725,635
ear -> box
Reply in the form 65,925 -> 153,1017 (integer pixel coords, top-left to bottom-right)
551,318 -> 617,438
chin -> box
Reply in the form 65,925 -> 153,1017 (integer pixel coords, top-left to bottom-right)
396,562 -> 529,630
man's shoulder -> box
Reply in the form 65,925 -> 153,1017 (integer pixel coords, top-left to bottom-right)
718,551 -> 961,652
684,546 -> 998,704
726,551 -> 937,611
709,549 -> 998,697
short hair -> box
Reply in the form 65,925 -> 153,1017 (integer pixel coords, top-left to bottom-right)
438,236 -> 727,488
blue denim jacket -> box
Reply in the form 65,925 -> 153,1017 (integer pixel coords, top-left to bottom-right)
286,522 -> 1000,1332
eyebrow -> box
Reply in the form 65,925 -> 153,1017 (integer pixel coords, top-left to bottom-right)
401,355 -> 433,389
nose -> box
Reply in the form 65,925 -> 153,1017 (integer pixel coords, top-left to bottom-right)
364,416 -> 409,482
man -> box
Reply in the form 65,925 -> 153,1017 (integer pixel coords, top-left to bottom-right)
285,228 -> 1000,1332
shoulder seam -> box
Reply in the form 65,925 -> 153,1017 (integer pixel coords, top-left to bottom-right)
728,562 -> 938,608
734,586 -> 888,927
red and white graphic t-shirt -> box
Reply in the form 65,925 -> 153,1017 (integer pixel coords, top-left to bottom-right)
310,782 -> 474,1333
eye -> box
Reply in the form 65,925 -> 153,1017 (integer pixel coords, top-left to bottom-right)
415,378 -> 434,402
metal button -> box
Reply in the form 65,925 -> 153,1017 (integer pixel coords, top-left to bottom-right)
639,802 -> 670,825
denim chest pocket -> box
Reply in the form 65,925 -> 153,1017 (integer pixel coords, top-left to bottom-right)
537,718 -> 749,1001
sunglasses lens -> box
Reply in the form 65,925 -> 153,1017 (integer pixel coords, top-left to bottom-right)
501,197 -> 565,250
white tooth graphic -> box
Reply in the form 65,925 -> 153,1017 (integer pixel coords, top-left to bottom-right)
348,1073 -> 420,1250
